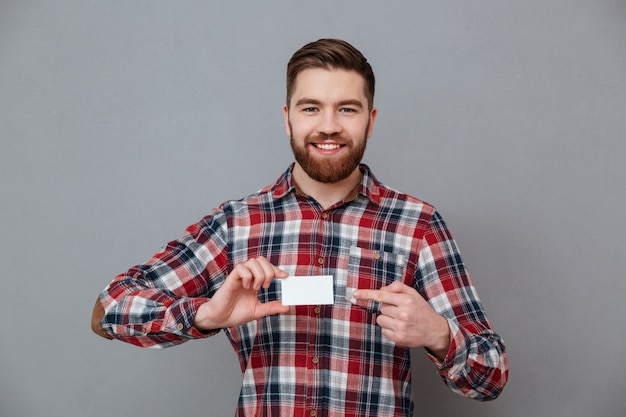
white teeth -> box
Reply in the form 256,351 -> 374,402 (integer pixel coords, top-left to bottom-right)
315,143 -> 341,150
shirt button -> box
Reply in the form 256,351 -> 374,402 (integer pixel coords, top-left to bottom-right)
312,356 -> 319,364
314,306 -> 321,314
177,323 -> 184,331
321,212 -> 329,219
373,251 -> 381,260
317,257 -> 324,265
310,410 -> 317,417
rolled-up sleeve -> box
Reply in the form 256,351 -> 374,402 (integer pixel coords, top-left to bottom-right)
417,211 -> 508,400
99,210 -> 229,348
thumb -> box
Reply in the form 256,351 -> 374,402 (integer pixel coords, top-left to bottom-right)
273,266 -> 289,279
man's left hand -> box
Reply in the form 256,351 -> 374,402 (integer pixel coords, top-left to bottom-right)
353,281 -> 451,361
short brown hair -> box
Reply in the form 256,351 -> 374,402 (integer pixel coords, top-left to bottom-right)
286,38 -> 375,110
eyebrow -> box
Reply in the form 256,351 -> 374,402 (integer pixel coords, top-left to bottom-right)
294,98 -> 364,109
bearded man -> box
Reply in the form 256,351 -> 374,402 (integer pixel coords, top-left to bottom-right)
92,38 -> 508,417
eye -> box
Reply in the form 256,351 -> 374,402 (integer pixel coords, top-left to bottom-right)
339,107 -> 356,113
302,107 -> 318,113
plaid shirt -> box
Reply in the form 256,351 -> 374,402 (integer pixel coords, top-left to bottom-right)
100,164 -> 508,417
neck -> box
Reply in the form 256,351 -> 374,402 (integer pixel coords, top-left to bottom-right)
292,163 -> 362,210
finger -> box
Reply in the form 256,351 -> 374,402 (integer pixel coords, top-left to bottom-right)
376,314 -> 415,346
233,264 -> 254,289
243,258 -> 271,290
375,315 -> 408,345
353,288 -> 402,306
354,280 -> 411,301
379,327 -> 403,345
352,288 -> 382,303
254,256 -> 288,278
254,257 -> 282,289
379,302 -> 400,319
375,312 -> 396,330
254,257 -> 290,288
249,257 -> 285,289
381,281 -> 431,311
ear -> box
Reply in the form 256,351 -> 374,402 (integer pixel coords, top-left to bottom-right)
283,105 -> 291,137
366,107 -> 378,138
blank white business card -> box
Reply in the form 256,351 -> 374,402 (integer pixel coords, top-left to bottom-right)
281,275 -> 334,306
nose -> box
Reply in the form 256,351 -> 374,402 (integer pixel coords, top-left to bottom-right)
316,111 -> 342,136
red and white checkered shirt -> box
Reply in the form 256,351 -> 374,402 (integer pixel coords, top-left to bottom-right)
100,164 -> 508,417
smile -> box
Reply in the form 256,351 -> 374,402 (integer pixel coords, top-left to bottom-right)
313,143 -> 343,150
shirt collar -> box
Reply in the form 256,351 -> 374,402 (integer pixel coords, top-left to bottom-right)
271,163 -> 383,205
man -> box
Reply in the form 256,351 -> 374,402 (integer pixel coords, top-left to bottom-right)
92,38 -> 508,417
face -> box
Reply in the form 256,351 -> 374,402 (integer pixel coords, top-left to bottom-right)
284,68 -> 377,184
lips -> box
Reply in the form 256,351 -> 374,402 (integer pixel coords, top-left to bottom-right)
313,143 -> 344,150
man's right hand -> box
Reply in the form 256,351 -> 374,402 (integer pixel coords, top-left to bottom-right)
193,257 -> 290,331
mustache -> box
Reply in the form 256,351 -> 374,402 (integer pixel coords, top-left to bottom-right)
306,133 -> 350,144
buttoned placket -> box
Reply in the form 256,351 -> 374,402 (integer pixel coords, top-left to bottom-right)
305,207 -> 333,416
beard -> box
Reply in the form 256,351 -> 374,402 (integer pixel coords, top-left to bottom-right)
289,121 -> 369,184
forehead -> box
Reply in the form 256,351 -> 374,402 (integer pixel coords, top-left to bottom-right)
290,68 -> 367,103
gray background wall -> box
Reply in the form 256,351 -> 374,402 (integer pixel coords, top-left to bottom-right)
1,1 -> 625,416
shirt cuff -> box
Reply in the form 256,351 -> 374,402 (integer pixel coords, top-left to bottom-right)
166,297 -> 221,339
426,318 -> 467,376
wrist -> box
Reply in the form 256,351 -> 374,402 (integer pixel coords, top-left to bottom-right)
193,300 -> 221,332
427,315 -> 451,361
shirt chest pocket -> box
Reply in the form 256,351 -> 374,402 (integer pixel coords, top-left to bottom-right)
345,246 -> 407,313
